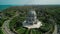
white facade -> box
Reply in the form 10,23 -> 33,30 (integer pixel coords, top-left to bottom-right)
22,10 -> 42,29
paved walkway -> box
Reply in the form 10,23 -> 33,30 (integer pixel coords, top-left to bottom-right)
53,24 -> 57,34
2,14 -> 19,34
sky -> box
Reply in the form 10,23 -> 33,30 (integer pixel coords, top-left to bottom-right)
0,0 -> 60,5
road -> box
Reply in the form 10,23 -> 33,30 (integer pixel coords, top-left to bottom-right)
2,14 -> 19,34
53,24 -> 57,34
44,24 -> 57,34
2,13 -> 57,34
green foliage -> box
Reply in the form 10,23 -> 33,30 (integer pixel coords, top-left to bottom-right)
1,7 -> 60,34
0,18 -> 5,27
0,28 -> 3,34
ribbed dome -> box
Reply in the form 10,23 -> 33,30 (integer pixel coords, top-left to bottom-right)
28,10 -> 36,16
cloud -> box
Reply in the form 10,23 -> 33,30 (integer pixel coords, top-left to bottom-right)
26,0 -> 60,5
0,0 -> 60,5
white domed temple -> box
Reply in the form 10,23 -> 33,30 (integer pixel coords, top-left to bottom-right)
22,10 -> 42,29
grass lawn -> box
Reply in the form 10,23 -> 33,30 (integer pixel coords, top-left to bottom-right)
0,28 -> 3,34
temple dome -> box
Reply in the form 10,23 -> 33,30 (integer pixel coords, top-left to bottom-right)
28,10 -> 36,16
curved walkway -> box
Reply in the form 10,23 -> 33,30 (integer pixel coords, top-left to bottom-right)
53,24 -> 57,34
2,14 -> 19,34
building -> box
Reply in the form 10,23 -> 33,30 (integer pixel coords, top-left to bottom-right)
22,10 -> 42,29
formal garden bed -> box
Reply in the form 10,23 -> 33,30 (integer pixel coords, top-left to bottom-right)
0,28 -> 3,34
9,10 -> 55,34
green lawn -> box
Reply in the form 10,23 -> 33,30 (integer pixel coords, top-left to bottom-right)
0,28 -> 3,34
9,7 -> 58,34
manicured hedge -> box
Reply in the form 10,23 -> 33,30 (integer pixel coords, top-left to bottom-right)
9,8 -> 56,34
0,28 -> 3,34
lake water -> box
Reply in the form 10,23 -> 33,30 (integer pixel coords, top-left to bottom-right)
0,5 -> 60,11
0,5 -> 12,11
